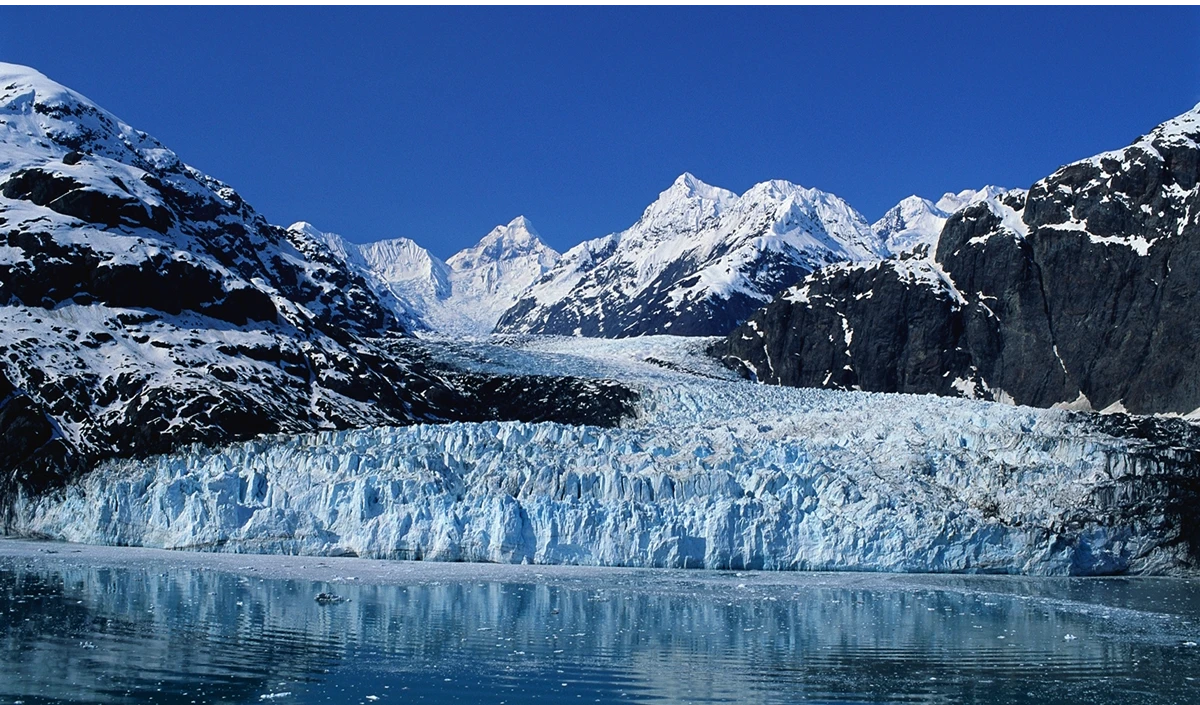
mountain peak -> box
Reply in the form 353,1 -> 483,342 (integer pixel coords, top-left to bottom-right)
0,62 -> 69,98
872,196 -> 949,256
470,215 -> 550,256
448,216 -> 559,273
935,186 -> 1009,215
0,62 -> 106,125
664,172 -> 737,204
741,178 -> 814,202
505,214 -> 537,233
897,194 -> 936,209
286,220 -> 322,238
1131,102 -> 1200,148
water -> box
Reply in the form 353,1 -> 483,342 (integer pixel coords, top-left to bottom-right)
2,541 -> 1200,704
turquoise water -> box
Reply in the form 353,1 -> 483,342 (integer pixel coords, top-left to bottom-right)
2,548 -> 1200,704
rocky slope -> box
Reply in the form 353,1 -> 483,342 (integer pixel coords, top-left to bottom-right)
0,63 -> 631,507
495,173 -> 887,338
715,105 -> 1200,416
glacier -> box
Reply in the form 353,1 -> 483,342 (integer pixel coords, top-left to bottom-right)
12,336 -> 1198,576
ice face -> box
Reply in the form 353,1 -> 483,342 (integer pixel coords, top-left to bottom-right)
11,336 -> 1196,576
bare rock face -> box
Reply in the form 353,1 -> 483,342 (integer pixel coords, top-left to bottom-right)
715,105 -> 1200,417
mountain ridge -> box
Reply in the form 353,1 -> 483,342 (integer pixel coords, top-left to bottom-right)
493,173 -> 894,337
714,103 -> 1200,416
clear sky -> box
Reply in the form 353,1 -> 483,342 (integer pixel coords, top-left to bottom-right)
2,7 -> 1199,258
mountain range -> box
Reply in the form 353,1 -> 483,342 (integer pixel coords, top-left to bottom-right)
714,104 -> 1200,416
295,215 -> 560,336
2,59 -> 1198,505
301,170 -> 1007,340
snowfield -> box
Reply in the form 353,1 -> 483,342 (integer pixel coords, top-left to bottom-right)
12,336 -> 1197,575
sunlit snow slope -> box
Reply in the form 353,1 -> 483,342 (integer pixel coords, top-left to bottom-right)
495,174 -> 888,338
295,217 -> 560,336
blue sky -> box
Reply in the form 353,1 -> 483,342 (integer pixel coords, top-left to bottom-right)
2,7 -> 1199,258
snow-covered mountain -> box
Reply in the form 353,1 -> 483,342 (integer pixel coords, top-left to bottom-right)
0,63 -> 608,504
0,62 -> 486,501
495,173 -> 886,338
294,216 -> 560,336
872,187 -> 1011,255
717,103 -> 1200,416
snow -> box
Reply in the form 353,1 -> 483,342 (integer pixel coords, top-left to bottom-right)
292,217 -> 560,336
981,195 -> 1030,239
935,186 -> 1011,216
1042,103 -> 1200,255
951,377 -> 978,398
13,335 -> 1189,575
499,173 -> 885,335
1088,232 -> 1154,256
871,187 -> 1018,257
1053,392 -> 1094,412
789,257 -> 967,311
872,196 -> 950,255
1083,103 -> 1200,169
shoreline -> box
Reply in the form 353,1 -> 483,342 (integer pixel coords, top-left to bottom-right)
2,536 -> 1192,592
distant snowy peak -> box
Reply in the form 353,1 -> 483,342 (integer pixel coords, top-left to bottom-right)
621,173 -> 738,246
300,216 -> 560,336
431,216 -> 561,335
872,196 -> 948,255
358,235 -> 451,293
668,171 -> 739,203
873,186 -> 1013,256
936,185 -> 1010,215
730,178 -> 883,259
495,173 -> 882,338
447,215 -> 558,271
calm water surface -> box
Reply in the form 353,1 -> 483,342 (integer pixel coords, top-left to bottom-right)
2,542 -> 1200,705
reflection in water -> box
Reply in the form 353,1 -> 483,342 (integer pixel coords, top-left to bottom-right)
2,560 -> 1200,704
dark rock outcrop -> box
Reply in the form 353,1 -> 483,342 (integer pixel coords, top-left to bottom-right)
714,106 -> 1200,416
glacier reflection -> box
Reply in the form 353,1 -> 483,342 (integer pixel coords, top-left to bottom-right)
3,562 -> 1200,704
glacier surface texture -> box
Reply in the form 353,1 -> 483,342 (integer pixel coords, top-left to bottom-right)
14,337 -> 1198,576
